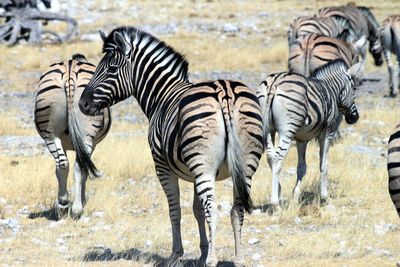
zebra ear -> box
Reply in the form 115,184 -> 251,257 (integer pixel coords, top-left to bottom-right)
347,62 -> 362,78
99,30 -> 107,42
113,31 -> 131,57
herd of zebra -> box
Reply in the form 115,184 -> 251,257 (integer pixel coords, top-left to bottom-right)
32,2 -> 400,266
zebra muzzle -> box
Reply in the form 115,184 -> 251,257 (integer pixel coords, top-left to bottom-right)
345,110 -> 359,125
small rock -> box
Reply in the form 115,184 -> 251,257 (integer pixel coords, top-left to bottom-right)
92,211 -> 105,218
223,23 -> 240,34
259,11 -> 269,18
248,238 -> 260,245
326,204 -> 336,213
265,225 -> 279,232
374,248 -> 392,257
252,209 -> 262,215
293,216 -> 302,225
56,238 -> 66,245
127,178 -> 136,185
0,218 -> 20,233
145,240 -> 152,247
251,252 -> 262,261
17,206 -> 30,216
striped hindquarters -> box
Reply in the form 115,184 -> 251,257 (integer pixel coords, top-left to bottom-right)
288,16 -> 350,45
289,33 -> 356,76
388,124 -> 400,217
380,15 -> 400,56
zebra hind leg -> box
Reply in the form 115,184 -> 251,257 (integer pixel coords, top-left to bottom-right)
46,137 -> 70,219
293,141 -> 308,204
318,136 -> 332,205
192,187 -> 208,266
230,191 -> 245,266
71,160 -> 87,220
194,173 -> 218,267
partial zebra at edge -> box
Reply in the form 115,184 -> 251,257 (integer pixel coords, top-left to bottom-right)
388,124 -> 400,217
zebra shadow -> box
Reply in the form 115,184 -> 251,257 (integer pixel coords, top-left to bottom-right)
28,206 -> 59,221
82,247 -> 234,266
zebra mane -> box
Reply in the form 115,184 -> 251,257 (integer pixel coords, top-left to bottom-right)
357,6 -> 380,33
311,59 -> 348,80
102,26 -> 189,81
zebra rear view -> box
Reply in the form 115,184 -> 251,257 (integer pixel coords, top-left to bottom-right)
257,59 -> 361,207
34,54 -> 112,219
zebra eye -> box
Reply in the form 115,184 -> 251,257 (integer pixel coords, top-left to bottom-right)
108,65 -> 119,73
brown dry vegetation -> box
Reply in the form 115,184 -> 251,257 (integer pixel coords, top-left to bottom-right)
1,0 -> 400,266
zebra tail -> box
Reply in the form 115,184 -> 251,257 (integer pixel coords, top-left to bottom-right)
226,120 -> 253,214
67,64 -> 102,179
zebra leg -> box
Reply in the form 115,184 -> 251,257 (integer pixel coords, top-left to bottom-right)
319,136 -> 331,205
194,174 -> 218,267
293,141 -> 308,203
231,192 -> 245,266
192,187 -> 208,266
45,137 -> 70,218
269,134 -> 292,207
383,50 -> 397,96
71,161 -> 87,219
157,168 -> 183,264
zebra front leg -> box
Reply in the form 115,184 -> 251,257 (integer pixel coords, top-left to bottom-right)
195,174 -> 218,267
193,187 -> 208,266
293,141 -> 308,203
157,169 -> 184,264
231,192 -> 245,266
71,161 -> 87,220
46,137 -> 70,218
319,136 -> 331,205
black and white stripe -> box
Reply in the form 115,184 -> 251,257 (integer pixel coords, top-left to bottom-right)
34,54 -> 111,219
287,16 -> 352,46
257,59 -> 361,206
388,124 -> 400,217
79,27 -> 263,266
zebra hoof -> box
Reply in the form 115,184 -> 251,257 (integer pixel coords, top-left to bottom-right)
70,207 -> 83,220
205,257 -> 218,267
320,198 -> 329,206
166,251 -> 183,267
55,200 -> 70,220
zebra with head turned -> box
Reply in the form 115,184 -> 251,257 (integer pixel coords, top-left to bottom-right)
287,16 -> 353,46
34,54 -> 111,219
316,5 -> 383,71
78,27 -> 263,266
380,15 -> 400,97
257,59 -> 361,206
388,124 -> 400,218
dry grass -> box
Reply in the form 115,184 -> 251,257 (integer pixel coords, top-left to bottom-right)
1,0 -> 400,266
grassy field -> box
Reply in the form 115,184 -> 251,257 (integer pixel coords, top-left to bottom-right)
1,0 -> 400,266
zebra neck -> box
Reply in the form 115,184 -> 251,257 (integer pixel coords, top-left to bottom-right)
133,76 -> 191,119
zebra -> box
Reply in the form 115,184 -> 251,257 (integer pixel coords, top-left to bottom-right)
379,15 -> 400,97
288,33 -> 358,77
34,54 -> 111,219
256,59 -> 361,206
287,16 -> 353,46
78,27 -> 263,266
316,5 -> 383,71
388,124 -> 400,218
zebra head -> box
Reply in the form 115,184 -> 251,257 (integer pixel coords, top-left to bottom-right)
339,62 -> 362,124
80,28 -> 134,116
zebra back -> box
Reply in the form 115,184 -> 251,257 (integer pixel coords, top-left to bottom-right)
388,124 -> 400,217
288,33 -> 356,77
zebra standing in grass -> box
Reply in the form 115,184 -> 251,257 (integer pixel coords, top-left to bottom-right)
288,33 -> 358,77
79,27 -> 263,266
257,59 -> 361,206
388,124 -> 400,217
380,15 -> 400,97
34,54 -> 111,219
287,16 -> 353,46
317,5 -> 383,69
